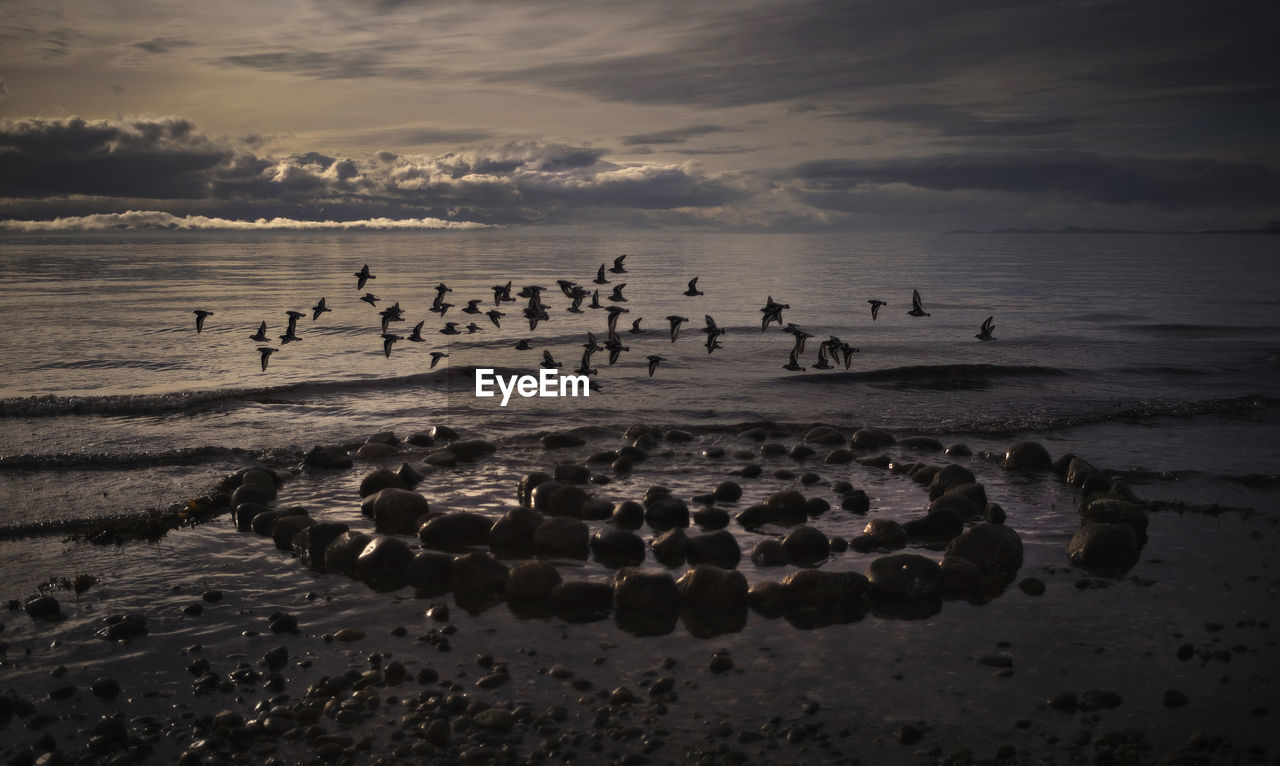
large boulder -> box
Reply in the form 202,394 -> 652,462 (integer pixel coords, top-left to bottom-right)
850,518 -> 907,552
926,464 -> 976,499
867,554 -> 941,601
487,507 -> 543,559
518,471 -> 552,507
750,538 -> 789,567
271,514 -> 315,550
902,508 -> 965,542
361,488 -> 432,535
651,528 -> 689,567
944,523 -> 1023,580
505,560 -> 562,603
451,553 -> 509,612
356,536 -> 415,592
324,530 -> 373,575
403,551 -> 455,596
1080,497 -> 1149,544
547,485 -> 589,518
1067,523 -> 1140,573
304,444 -> 352,469
292,522 -> 350,570
533,517 -> 589,559
1003,441 -> 1052,472
529,480 -> 563,512
644,493 -> 690,531
804,426 -> 846,446
676,565 -> 749,610
850,428 -> 895,450
590,528 -> 646,568
449,439 -> 497,462
782,526 -> 830,566
613,568 -> 680,613
359,468 -> 407,497
418,512 -> 492,551
782,570 -> 869,607
684,530 -> 741,569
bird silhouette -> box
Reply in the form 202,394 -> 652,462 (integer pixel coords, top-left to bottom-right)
249,321 -> 269,342
354,264 -> 375,290
976,316 -> 995,340
486,309 -> 504,328
462,299 -> 483,314
407,321 -> 425,342
609,254 -> 627,274
782,348 -> 805,371
312,297 -> 331,320
684,277 -> 703,296
381,334 -> 402,358
360,293 -> 379,307
646,355 -> 665,377
541,350 -> 561,369
868,299 -> 886,321
257,346 -> 277,371
492,281 -> 514,305
440,322 -> 461,335
629,317 -> 645,334
193,310 -> 213,333
608,283 -> 627,302
666,315 -> 690,343
593,264 -> 609,285
429,351 -> 449,369
907,289 -> 930,317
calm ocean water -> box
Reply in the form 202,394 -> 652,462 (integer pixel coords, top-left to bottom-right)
3,230 -> 1279,758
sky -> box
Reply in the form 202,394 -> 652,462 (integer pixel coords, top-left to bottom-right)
1,0 -> 1277,231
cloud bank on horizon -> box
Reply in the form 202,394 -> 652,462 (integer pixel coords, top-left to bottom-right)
1,0 -> 1277,231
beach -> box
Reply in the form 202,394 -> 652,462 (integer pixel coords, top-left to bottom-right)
2,231 -> 1279,764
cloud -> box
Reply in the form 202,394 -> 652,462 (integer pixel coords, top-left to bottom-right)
217,46 -> 430,80
620,124 -> 736,146
131,36 -> 194,54
0,211 -> 488,231
788,151 -> 1280,209
824,103 -> 1077,138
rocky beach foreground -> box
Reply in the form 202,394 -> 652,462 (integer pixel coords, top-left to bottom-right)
3,423 -> 1278,765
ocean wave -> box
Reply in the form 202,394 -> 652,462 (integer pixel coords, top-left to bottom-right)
788,364 -> 1069,389
0,446 -> 261,472
0,211 -> 490,232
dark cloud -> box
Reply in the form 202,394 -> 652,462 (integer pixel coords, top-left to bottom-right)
789,151 -> 1280,209
131,36 -> 194,54
620,124 -> 736,146
825,103 -> 1077,138
218,47 -> 430,79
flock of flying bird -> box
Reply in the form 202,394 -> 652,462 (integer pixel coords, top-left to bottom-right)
190,254 -> 996,378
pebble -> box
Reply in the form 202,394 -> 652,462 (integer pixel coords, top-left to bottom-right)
709,651 -> 733,674
334,628 -> 366,642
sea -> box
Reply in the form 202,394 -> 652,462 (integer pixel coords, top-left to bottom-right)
2,229 -> 1279,758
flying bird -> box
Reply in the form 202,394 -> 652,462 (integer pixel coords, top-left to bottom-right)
433,283 -> 452,302
583,332 -> 603,353
609,283 -> 627,302
407,321 -> 425,342
684,277 -> 703,297
354,264 -> 375,290
514,339 -> 533,350
646,355 -> 665,377
760,296 -> 789,330
666,315 -> 690,343
381,334 -> 402,358
976,316 -> 996,340
462,299 -> 483,314
465,323 -> 481,334
629,317 -> 645,334
440,322 -> 461,335
486,309 -> 504,328
609,254 -> 627,274
593,264 -> 609,285
541,350 -> 561,369
606,305 -> 629,333
813,344 -> 833,370
429,351 -> 448,369
257,346 -> 277,371
492,281 -> 514,305
867,299 -> 886,321
588,290 -> 602,309
193,310 -> 213,333
312,297 -> 331,320
782,348 -> 805,371
360,293 -> 380,307
575,349 -> 598,376
249,321 -> 269,342
907,289 -> 930,317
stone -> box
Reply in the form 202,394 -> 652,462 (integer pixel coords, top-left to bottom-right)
938,556 -> 983,596
324,531 -> 373,575
553,463 -> 591,484
1067,523 -> 1140,572
945,523 -> 1023,579
404,551 -> 455,596
714,481 -> 743,502
927,492 -> 981,519
505,560 -> 562,602
897,436 -> 944,451
591,528 -> 646,568
804,426 -> 846,445
271,514 -> 315,550
676,565 -> 748,610
651,528 -> 689,567
1003,441 -> 1052,472
550,581 -> 613,619
406,431 -> 436,447
850,428 -> 895,450
902,508 -> 964,541
533,517 -> 589,559
359,469 -> 406,497
750,539 -> 789,567
547,485 -> 589,517
692,505 -> 731,529
1066,457 -> 1100,487
422,449 -> 458,467
850,518 -> 908,552
866,554 -> 941,600
840,490 -> 871,514
1080,497 -> 1149,544
926,464 -> 977,499
450,439 -> 496,462
361,488 -> 431,536
356,442 -> 398,460
611,500 -> 645,529
24,595 -> 61,620
782,570 -> 869,606
644,493 -> 690,531
782,526 -> 830,565
452,553 -> 509,611
518,471 -> 552,506
541,432 -> 586,449
356,537 -> 414,592
684,530 -> 741,569
230,482 -> 275,508
824,448 -> 854,464
304,444 -> 353,469
487,507 -> 543,559
418,512 -> 492,551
